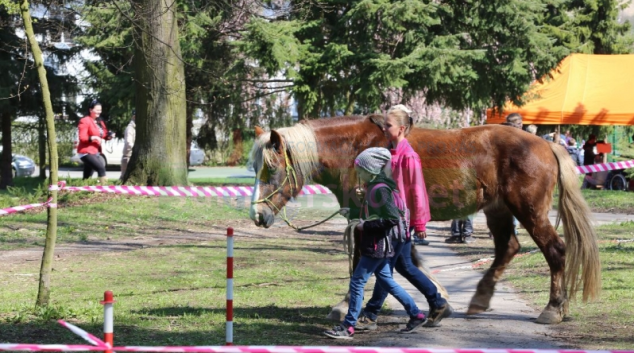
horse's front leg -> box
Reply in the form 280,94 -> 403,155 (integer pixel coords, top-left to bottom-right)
327,227 -> 361,321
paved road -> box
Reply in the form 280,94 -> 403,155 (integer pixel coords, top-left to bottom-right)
34,166 -> 255,180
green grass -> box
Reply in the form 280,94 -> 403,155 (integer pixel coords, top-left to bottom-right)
577,189 -> 634,213
0,234 -> 351,346
451,222 -> 634,349
0,195 -> 251,251
0,174 -> 356,346
190,178 -> 255,186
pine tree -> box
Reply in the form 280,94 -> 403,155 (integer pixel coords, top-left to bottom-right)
238,0 -> 633,117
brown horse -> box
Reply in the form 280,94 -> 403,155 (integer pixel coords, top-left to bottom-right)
248,115 -> 601,324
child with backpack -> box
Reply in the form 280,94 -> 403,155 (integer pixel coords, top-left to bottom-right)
323,147 -> 427,340
356,105 -> 452,331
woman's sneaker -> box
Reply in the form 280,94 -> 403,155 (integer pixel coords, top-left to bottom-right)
399,313 -> 427,334
424,302 -> 454,327
356,314 -> 378,331
323,325 -> 354,339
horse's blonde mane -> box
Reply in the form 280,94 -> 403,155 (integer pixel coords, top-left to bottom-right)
250,123 -> 319,181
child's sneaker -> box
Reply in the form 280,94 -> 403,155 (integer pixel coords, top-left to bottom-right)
424,302 -> 454,327
356,314 -> 378,331
323,325 -> 354,339
399,313 -> 427,334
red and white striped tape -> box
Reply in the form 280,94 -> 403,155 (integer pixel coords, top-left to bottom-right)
0,183 -> 333,217
0,198 -> 53,217
57,320 -> 107,348
1,344 -> 634,353
576,159 -> 634,174
60,184 -> 333,197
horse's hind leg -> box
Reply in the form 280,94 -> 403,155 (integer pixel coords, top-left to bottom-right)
467,203 -> 520,314
522,215 -> 567,324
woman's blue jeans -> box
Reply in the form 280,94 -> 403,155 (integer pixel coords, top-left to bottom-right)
343,254 -> 421,328
362,238 -> 444,321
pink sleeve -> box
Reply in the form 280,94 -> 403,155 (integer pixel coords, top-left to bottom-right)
404,155 -> 431,232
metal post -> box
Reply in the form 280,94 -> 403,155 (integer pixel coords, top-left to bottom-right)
226,227 -> 234,345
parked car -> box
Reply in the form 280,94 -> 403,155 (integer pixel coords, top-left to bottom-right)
189,142 -> 205,166
71,139 -> 205,166
0,148 -> 36,177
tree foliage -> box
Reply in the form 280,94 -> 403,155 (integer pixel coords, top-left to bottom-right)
239,0 -> 633,120
1,0 -> 79,186
76,1 -> 294,156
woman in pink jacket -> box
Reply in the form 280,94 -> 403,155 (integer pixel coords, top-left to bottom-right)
356,104 -> 453,329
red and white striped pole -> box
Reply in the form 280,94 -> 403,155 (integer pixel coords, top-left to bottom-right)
226,227 -> 234,346
100,291 -> 115,353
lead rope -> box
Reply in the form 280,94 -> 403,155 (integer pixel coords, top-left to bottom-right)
342,176 -> 363,277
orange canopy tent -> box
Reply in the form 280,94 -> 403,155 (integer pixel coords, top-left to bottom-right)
486,54 -> 634,125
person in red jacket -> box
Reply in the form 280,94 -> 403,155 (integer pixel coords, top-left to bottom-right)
77,100 -> 114,183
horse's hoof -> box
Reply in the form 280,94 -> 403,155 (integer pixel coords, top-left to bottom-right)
466,303 -> 487,315
326,310 -> 345,322
536,309 -> 563,324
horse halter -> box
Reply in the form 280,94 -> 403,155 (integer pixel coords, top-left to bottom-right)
251,148 -> 301,229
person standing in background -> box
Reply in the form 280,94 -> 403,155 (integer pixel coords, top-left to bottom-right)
77,100 -> 114,183
120,109 -> 136,179
566,138 -> 582,166
583,134 -> 597,167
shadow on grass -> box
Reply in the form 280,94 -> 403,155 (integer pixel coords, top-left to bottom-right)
0,306 -> 335,346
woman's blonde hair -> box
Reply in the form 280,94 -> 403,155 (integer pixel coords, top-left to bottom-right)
387,104 -> 414,136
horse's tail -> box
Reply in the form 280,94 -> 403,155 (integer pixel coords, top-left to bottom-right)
550,143 -> 601,302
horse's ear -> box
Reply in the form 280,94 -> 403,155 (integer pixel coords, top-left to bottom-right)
255,126 -> 265,138
367,114 -> 385,130
270,129 -> 283,154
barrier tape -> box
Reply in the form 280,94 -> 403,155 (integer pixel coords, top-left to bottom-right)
60,184 -> 332,197
57,320 -> 107,348
0,182 -> 333,218
0,198 -> 53,217
576,159 -> 634,174
0,181 -> 67,218
2,344 -> 634,353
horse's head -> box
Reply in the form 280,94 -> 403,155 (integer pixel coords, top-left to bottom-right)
249,124 -> 319,228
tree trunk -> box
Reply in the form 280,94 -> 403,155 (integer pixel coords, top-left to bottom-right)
125,0 -> 187,185
38,116 -> 46,179
186,100 -> 193,169
344,92 -> 356,116
0,112 -> 13,189
20,0 -> 60,307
